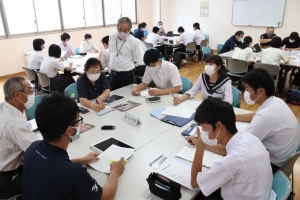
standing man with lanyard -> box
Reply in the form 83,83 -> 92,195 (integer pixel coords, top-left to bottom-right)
109,17 -> 140,91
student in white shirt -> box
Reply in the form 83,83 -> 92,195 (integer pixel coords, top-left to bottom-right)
40,44 -> 75,93
157,21 -> 166,36
236,68 -> 300,173
99,35 -> 110,71
175,26 -> 193,61
146,27 -> 162,47
261,37 -> 289,66
190,98 -> 275,200
132,49 -> 182,96
192,22 -> 205,50
232,36 -> 254,70
56,32 -> 75,57
109,17 -> 140,90
173,55 -> 232,105
79,34 -> 98,53
29,38 -> 45,70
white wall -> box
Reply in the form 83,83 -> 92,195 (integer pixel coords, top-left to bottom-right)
163,0 -> 300,49
0,0 -> 160,77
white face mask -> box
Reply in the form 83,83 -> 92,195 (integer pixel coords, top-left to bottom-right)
289,39 -> 295,43
69,126 -> 80,142
118,32 -> 129,40
204,65 -> 216,76
243,90 -> 262,105
157,25 -> 162,28
200,127 -> 221,146
87,73 -> 100,81
19,93 -> 35,109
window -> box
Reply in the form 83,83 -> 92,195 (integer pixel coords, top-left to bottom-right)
0,11 -> 5,36
60,0 -> 85,29
121,0 -> 136,23
3,0 -> 36,35
104,0 -> 121,25
34,0 -> 61,32
84,0 -> 104,27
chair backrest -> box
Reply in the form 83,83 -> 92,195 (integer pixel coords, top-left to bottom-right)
22,67 -> 36,82
217,44 -> 224,55
254,62 -> 280,78
144,42 -> 153,49
204,34 -> 209,40
35,71 -> 50,88
75,47 -> 80,55
272,170 -> 291,200
202,46 -> 212,55
280,151 -> 300,177
64,83 -> 78,98
25,95 -> 46,120
180,76 -> 193,94
186,42 -> 196,52
200,40 -> 208,48
226,59 -> 248,74
232,86 -> 241,108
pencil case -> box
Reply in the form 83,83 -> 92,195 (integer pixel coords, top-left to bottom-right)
146,172 -> 182,200
96,107 -> 114,116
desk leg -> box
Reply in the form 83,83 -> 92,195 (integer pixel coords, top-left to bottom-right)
164,45 -> 167,56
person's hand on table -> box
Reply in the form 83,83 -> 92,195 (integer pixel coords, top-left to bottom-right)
91,103 -> 104,113
110,157 -> 125,177
81,152 -> 100,165
285,48 -> 292,51
96,98 -> 105,108
173,96 -> 181,105
132,87 -> 140,96
148,89 -> 161,96
187,136 -> 199,146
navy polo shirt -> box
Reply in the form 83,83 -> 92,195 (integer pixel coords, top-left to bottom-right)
260,33 -> 277,47
77,72 -> 110,100
220,35 -> 241,54
23,141 -> 102,200
133,29 -> 144,40
283,37 -> 300,49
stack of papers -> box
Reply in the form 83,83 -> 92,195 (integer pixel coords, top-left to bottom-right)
140,90 -> 154,97
161,106 -> 194,118
89,144 -> 134,173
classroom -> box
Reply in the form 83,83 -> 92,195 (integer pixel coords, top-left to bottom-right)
0,0 -> 300,199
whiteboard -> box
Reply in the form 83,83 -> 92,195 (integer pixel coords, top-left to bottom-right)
232,0 -> 286,27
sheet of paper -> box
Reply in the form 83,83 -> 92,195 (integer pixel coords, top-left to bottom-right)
150,107 -> 168,119
140,90 -> 154,97
161,106 -> 194,118
61,50 -> 67,57
89,144 -> 134,173
236,122 -> 249,133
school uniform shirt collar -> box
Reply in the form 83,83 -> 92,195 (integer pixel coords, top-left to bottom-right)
39,140 -> 68,158
225,133 -> 242,153
258,96 -> 275,111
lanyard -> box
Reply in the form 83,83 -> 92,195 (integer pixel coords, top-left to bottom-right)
116,39 -> 127,57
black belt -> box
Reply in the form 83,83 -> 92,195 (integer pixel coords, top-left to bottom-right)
112,69 -> 134,74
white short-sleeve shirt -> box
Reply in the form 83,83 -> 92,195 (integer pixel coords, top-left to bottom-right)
56,41 -> 75,55
178,32 -> 193,46
40,57 -> 65,78
142,60 -> 182,89
28,51 -> 45,70
146,32 -> 162,47
192,29 -> 205,45
232,47 -> 254,62
133,37 -> 147,66
101,48 -> 110,72
79,40 -> 97,52
261,47 -> 289,66
197,133 -> 276,200
245,96 -> 300,167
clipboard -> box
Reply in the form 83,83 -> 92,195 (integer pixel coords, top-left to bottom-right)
161,113 -> 195,127
181,123 -> 197,136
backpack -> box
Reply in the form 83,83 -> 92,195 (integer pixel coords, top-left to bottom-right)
286,89 -> 300,105
169,52 -> 181,69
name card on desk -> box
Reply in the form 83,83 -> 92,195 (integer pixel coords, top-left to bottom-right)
123,113 -> 141,126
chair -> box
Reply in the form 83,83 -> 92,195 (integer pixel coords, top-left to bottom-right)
22,67 -> 38,90
226,59 -> 248,79
204,34 -> 209,40
180,76 -> 193,94
64,83 -> 78,99
25,95 -> 46,120
144,42 -> 153,49
0,194 -> 22,200
254,62 -> 280,96
201,46 -> 213,60
217,44 -> 224,55
180,42 -> 196,63
272,170 -> 291,200
75,47 -> 80,55
232,86 -> 241,108
279,151 -> 300,198
35,71 -> 51,93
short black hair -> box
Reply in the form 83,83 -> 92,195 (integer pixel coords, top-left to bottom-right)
194,98 -> 238,134
204,55 -> 227,76
242,68 -> 274,97
270,37 -> 282,48
239,36 -> 252,49
84,34 -> 92,40
152,26 -> 159,33
33,38 -> 45,51
35,93 -> 79,142
84,58 -> 101,71
138,22 -> 147,29
61,32 -> 70,41
48,44 -> 61,58
143,49 -> 161,66
178,26 -> 184,33
267,27 -> 274,31
101,35 -> 109,44
235,31 -> 244,36
290,32 -> 299,40
193,22 -> 200,30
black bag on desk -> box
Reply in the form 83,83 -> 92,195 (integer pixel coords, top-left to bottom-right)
147,172 -> 182,200
286,89 -> 300,105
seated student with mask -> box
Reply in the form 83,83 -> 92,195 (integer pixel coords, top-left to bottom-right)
80,34 -> 99,53
259,27 -> 276,48
99,36 -> 110,71
175,26 -> 193,63
283,32 -> 300,51
23,94 -> 125,200
261,37 -> 289,66
133,22 -> 147,41
192,22 -> 205,51
219,31 -> 244,54
29,38 -> 45,70
56,32 -> 75,57
173,55 -> 232,105
77,58 -> 110,113
157,21 -> 166,36
190,98 -> 275,200
145,27 -> 164,55
236,68 -> 300,174
232,36 -> 254,70
132,49 -> 182,96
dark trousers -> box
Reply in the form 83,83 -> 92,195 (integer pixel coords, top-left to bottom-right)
109,69 -> 136,91
0,166 -> 23,199
134,65 -> 146,84
174,46 -> 187,59
194,188 -> 223,200
155,46 -> 165,56
271,163 -> 279,175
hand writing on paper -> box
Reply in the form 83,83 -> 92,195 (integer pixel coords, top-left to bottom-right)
91,103 -> 104,113
81,152 -> 100,165
148,89 -> 161,96
132,87 -> 140,96
110,157 -> 125,177
173,96 -> 181,105
186,136 -> 199,146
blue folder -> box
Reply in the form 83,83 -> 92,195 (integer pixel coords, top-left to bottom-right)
181,123 -> 197,136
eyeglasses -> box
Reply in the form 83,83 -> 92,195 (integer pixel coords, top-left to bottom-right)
75,116 -> 83,125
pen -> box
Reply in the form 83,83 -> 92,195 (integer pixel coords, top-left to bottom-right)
109,160 -> 128,164
162,164 -> 171,171
149,154 -> 163,166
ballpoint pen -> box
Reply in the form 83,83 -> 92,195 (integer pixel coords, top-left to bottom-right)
149,154 -> 163,166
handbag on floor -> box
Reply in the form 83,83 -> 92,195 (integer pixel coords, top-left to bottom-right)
286,89 -> 300,105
